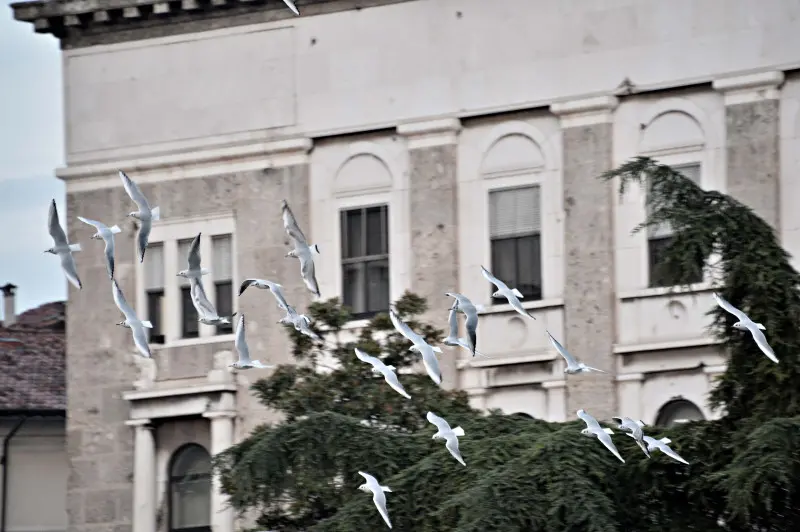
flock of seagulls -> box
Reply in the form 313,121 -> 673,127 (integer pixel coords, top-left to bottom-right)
42,163 -> 779,528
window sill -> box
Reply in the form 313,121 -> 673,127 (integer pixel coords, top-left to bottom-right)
618,282 -> 713,302
480,297 -> 564,316
456,350 -> 556,369
613,336 -> 722,354
152,334 -> 236,351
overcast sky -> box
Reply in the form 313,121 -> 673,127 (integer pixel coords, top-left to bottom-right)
0,1 -> 66,318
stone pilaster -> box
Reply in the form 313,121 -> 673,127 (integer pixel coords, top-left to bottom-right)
713,71 -> 784,229
397,118 -> 461,390
550,96 -> 618,421
126,419 -> 155,532
203,410 -> 236,532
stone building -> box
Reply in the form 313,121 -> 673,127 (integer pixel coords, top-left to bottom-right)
10,0 -> 800,531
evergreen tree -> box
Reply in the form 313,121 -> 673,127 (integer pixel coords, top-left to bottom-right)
215,157 -> 800,531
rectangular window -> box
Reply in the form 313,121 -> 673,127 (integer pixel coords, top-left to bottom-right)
489,186 -> 542,303
212,234 -> 234,335
178,238 -> 199,339
647,163 -> 704,288
340,205 -> 390,319
143,242 -> 165,344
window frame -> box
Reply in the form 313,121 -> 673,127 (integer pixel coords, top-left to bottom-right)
339,204 -> 391,320
167,443 -> 212,532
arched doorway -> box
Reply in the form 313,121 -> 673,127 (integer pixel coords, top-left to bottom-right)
655,399 -> 705,427
168,443 -> 212,532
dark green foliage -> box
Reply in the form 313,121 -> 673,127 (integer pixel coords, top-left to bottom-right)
215,157 -> 800,531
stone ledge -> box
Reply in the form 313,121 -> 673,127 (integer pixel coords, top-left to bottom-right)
712,70 -> 785,105
396,117 -> 461,149
550,95 -> 619,128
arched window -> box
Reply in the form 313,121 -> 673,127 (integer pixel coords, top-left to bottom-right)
655,399 -> 705,427
169,444 -> 212,532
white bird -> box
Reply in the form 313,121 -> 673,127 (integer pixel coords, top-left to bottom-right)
632,435 -> 690,465
177,232 -> 210,279
229,314 -> 274,370
279,306 -> 321,341
480,265 -> 536,320
357,471 -> 393,529
45,199 -> 83,290
119,170 -> 161,263
389,308 -> 443,386
281,200 -> 321,298
76,216 -> 121,280
111,279 -> 153,358
426,411 -> 466,466
282,0 -> 299,15
713,292 -> 778,364
238,278 -> 290,313
444,292 -> 482,356
189,278 -> 236,326
546,330 -> 607,375
612,416 -> 650,458
442,302 -> 491,358
577,409 -> 625,463
354,348 -> 411,399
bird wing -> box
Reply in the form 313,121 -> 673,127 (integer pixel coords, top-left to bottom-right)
187,233 -> 202,271
59,251 -> 82,290
446,305 -> 460,339
269,283 -> 291,311
464,309 -> 478,353
77,216 -> 105,231
661,445 -> 690,465
299,254 -> 320,297
713,292 -> 748,321
281,200 -> 308,246
238,279 -> 263,296
119,170 -> 152,212
112,280 -> 137,321
382,370 -> 411,399
421,348 -> 442,385
104,237 -> 115,279
445,434 -> 466,466
480,265 -> 508,291
131,324 -> 152,358
137,219 -> 152,264
190,278 -> 217,317
358,471 -> 378,485
48,200 -> 68,246
597,431 -> 625,463
748,324 -> 779,363
282,0 -> 299,16
355,348 -> 384,369
389,309 -> 424,345
577,410 -> 601,431
372,491 -> 392,529
426,411 -> 451,433
508,296 -> 537,320
234,315 -> 251,364
546,330 -> 579,366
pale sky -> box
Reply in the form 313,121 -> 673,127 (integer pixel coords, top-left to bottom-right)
0,1 -> 66,317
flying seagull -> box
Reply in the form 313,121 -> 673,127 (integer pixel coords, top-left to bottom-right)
546,330 -> 607,374
442,302 -> 491,358
480,265 -> 536,320
282,0 -> 299,15
577,409 -> 625,463
189,278 -> 236,326
281,200 -> 321,298
279,306 -> 321,341
612,416 -> 650,458
713,292 -> 778,364
238,278 -> 290,313
444,292 -> 482,356
389,308 -> 443,386
426,411 -> 466,466
45,199 -> 83,290
631,434 -> 690,465
111,279 -> 153,358
177,233 -> 210,279
76,216 -> 121,280
229,314 -> 274,370
354,348 -> 411,399
119,170 -> 161,263
357,471 -> 393,529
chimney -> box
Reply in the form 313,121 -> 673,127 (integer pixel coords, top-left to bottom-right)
1,284 -> 18,327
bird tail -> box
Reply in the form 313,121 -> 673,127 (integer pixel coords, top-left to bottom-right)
150,206 -> 161,221
452,426 -> 465,437
755,322 -> 766,330
381,486 -> 392,492
141,320 -> 153,328
109,225 -> 122,234
69,243 -> 82,252
474,304 -> 486,312
603,428 -> 614,435
311,244 -> 321,254
660,437 -> 672,444
512,288 -> 524,298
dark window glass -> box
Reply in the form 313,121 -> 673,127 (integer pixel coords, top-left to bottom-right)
181,286 -> 199,339
490,235 -> 542,303
169,444 -> 211,532
648,236 -> 704,288
146,290 -> 165,344
341,205 -> 390,319
215,281 -> 233,335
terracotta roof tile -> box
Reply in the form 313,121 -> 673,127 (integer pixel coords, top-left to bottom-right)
0,301 -> 65,411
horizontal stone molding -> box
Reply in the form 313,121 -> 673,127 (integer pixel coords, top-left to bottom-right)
550,95 -> 619,128
397,117 -> 461,149
712,70 -> 785,105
